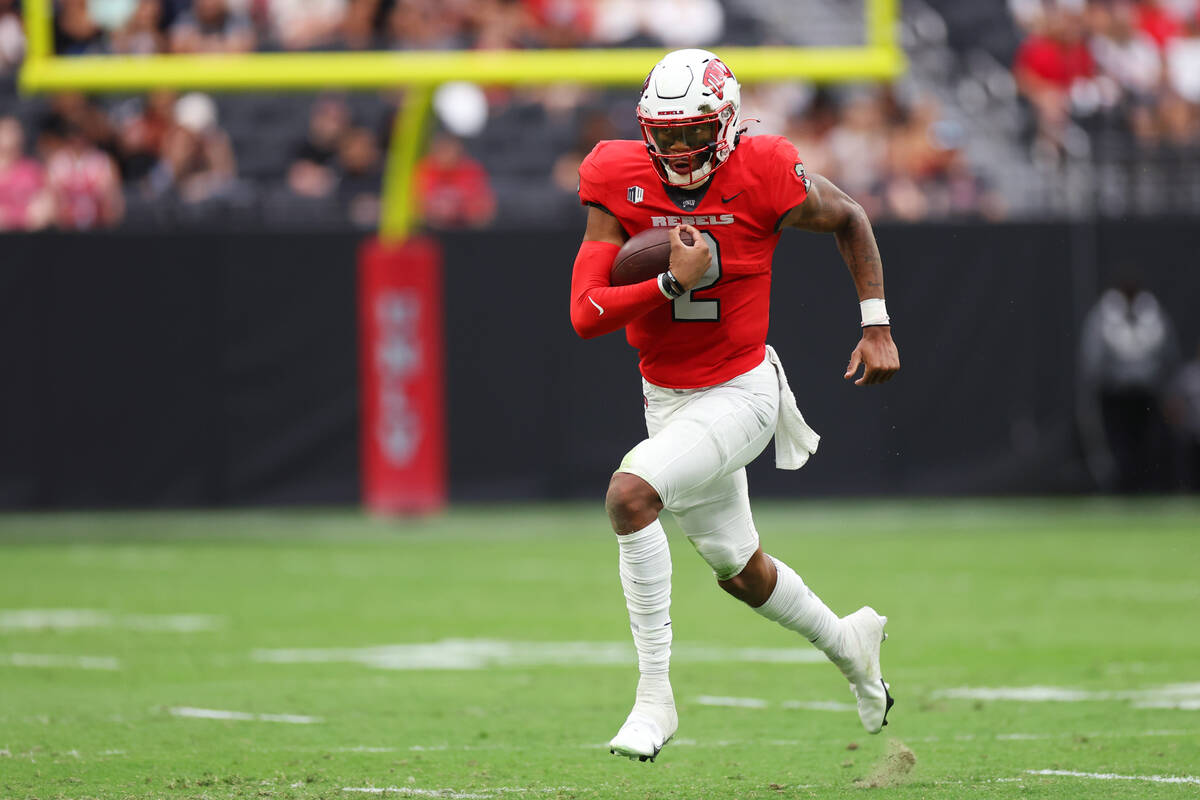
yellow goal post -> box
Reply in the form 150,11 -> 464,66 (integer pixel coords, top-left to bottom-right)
19,0 -> 905,240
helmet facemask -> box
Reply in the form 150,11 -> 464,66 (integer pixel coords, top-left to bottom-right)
638,105 -> 734,188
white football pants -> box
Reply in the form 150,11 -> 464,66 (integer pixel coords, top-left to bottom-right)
616,354 -> 779,580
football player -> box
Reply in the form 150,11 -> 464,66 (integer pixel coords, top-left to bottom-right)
569,49 -> 901,762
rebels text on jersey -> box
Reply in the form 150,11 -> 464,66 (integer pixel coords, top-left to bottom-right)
578,135 -> 809,389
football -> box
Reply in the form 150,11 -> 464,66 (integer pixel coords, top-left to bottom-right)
610,227 -> 693,286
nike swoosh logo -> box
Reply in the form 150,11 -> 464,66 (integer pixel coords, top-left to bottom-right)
588,296 -> 604,316
721,191 -> 744,203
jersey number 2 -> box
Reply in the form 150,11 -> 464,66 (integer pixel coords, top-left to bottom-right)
672,231 -> 721,322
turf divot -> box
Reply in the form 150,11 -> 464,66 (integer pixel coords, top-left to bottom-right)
853,740 -> 916,788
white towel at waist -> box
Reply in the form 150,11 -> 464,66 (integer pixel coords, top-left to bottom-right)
765,344 -> 821,470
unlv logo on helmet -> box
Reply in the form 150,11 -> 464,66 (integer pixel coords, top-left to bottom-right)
702,59 -> 734,100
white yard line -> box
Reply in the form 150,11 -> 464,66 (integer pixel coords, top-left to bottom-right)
781,700 -> 858,712
694,695 -> 769,708
680,645 -> 825,664
335,746 -> 397,753
930,778 -> 1026,786
1027,769 -> 1200,785
119,614 -> 220,632
256,712 -> 322,724
693,696 -> 855,711
253,639 -> 822,671
167,707 -> 321,724
935,686 -> 1096,702
934,683 -> 1200,709
996,733 -> 1047,740
2,653 -> 119,670
1134,699 -> 1200,710
0,609 -> 109,630
0,609 -> 220,632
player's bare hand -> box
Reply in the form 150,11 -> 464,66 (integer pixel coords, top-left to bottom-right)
844,326 -> 900,386
668,224 -> 711,290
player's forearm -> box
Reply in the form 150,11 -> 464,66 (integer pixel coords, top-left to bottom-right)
569,241 -> 666,338
834,206 -> 885,301
570,281 -> 666,338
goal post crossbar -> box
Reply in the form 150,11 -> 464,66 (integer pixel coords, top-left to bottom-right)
18,46 -> 904,92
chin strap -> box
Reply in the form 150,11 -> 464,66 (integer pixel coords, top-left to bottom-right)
733,118 -> 754,148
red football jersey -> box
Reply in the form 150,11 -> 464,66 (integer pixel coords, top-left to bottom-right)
578,135 -> 810,388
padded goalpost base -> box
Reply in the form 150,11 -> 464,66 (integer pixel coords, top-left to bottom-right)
358,235 -> 446,514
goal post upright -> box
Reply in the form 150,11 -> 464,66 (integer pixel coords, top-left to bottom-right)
868,0 -> 900,50
22,0 -> 51,63
379,85 -> 432,241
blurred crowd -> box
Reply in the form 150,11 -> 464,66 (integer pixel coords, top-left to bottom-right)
43,0 -> 727,55
1011,0 -> 1200,157
0,90 -> 394,231
774,86 -> 1004,222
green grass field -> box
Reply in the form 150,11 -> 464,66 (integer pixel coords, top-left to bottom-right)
1,500 -> 1198,799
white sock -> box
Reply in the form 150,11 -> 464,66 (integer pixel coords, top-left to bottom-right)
616,519 -> 674,709
753,554 -> 843,654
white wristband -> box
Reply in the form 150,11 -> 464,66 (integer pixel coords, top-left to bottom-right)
860,298 -> 890,327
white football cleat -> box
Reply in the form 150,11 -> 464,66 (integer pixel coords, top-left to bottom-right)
829,606 -> 894,734
608,704 -> 678,763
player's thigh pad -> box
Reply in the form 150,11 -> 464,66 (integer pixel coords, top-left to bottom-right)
616,359 -> 779,512
671,468 -> 760,580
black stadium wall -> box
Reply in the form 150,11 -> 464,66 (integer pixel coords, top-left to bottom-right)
1,221 -> 1196,508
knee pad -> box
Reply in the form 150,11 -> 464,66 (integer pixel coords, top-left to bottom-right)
687,529 -> 758,581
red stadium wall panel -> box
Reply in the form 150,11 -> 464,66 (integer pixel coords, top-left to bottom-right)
358,236 -> 447,514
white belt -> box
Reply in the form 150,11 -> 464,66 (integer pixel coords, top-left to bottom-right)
765,344 -> 821,470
